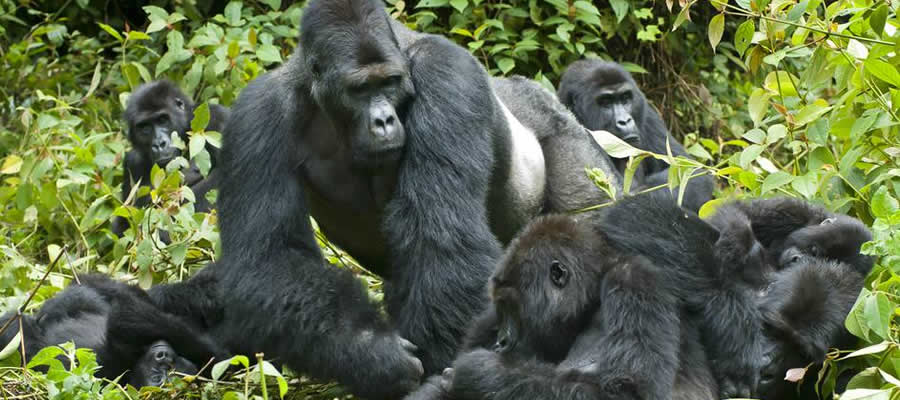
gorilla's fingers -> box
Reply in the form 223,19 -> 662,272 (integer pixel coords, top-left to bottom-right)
400,337 -> 419,353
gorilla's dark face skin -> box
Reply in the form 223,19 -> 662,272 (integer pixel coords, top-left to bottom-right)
124,80 -> 194,165
300,3 -> 415,168
129,340 -> 199,387
488,215 -> 604,363
559,63 -> 643,146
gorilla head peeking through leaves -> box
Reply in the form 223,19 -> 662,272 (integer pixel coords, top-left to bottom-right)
113,80 -> 229,239
558,61 -> 714,212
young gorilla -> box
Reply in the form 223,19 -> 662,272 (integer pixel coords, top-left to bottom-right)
112,80 -> 229,239
407,193 -> 720,400
557,60 -> 714,212
215,0 -> 620,397
702,198 -> 873,399
0,272 -> 226,387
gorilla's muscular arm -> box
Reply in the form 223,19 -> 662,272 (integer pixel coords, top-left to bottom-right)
216,73 -> 421,399
383,34 -> 502,373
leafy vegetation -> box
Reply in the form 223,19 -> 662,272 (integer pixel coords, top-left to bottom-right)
0,0 -> 897,398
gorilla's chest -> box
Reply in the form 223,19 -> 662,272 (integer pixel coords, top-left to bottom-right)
298,128 -> 396,273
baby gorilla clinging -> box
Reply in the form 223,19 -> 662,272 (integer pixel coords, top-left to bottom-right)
407,207 -> 717,400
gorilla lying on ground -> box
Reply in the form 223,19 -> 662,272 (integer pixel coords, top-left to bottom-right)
0,272 -> 226,387
214,0 -> 620,397
703,198 -> 873,398
407,192 -> 721,400
112,80 -> 229,239
558,61 -> 714,212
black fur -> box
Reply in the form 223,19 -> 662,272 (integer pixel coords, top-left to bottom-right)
213,1 -> 618,398
0,274 -> 226,387
704,198 -> 873,398
558,61 -> 714,212
112,80 -> 229,239
407,194 -> 719,400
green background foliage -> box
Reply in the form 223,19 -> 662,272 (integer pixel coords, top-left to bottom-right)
0,0 -> 897,398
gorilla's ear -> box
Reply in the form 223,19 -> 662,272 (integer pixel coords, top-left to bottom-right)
556,83 -> 577,110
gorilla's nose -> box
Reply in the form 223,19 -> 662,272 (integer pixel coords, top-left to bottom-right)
616,116 -> 634,128
370,106 -> 401,140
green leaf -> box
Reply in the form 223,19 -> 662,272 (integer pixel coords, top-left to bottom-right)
0,330 -> 21,360
734,20 -> 754,56
763,71 -> 799,96
870,4 -> 888,37
871,186 -> 899,218
189,136 -> 207,159
257,43 -> 283,64
497,58 -> 515,74
748,88 -> 770,126
450,0 -> 467,13
786,0 -> 809,21
97,23 -> 123,42
739,144 -> 765,169
417,0 -> 450,7
191,103 -> 211,132
791,171 -> 817,199
864,292 -> 892,340
793,100 -> 832,127
766,124 -> 787,143
864,59 -> 900,87
262,0 -> 282,10
224,1 -> 243,26
742,128 -> 766,144
610,0 -> 629,23
760,171 -> 794,194
708,13 -> 725,50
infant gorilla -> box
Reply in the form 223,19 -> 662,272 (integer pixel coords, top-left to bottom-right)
704,198 -> 873,398
406,193 -> 872,400
407,192 -> 720,400
0,272 -> 225,387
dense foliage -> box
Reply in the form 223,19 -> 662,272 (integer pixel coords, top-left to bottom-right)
0,0 -> 897,398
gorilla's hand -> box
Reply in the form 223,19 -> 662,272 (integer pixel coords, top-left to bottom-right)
402,369 -> 453,400
352,333 -> 424,400
446,348 -> 504,398
713,355 -> 762,399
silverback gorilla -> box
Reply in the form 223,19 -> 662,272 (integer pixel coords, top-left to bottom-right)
0,273 -> 226,387
558,61 -> 714,212
112,80 -> 229,239
214,0 -> 619,398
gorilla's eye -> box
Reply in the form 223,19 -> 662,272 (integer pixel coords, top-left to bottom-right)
174,98 -> 185,110
549,260 -> 569,288
596,96 -> 611,106
620,91 -> 632,102
156,115 -> 170,125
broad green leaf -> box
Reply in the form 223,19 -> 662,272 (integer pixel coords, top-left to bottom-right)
589,130 -> 647,158
97,23 -> 123,42
0,330 -> 21,360
189,136 -> 207,160
697,198 -> 726,218
791,172 -> 817,199
871,186 -> 899,218
450,0 -> 467,13
192,103 -> 211,132
739,144 -> 765,169
793,100 -> 832,127
708,14 -> 725,50
224,2 -> 243,26
1,155 -> 22,174
257,44 -> 283,64
864,292 -> 892,340
417,0 -> 450,7
864,59 -> 900,87
870,4 -> 888,37
742,128 -> 766,144
497,58 -> 515,74
748,88 -> 771,126
760,171 -> 794,194
786,0 -> 809,20
842,342 -> 891,359
262,0 -> 282,10
763,71 -> 799,96
610,0 -> 629,23
734,20 -> 754,56
766,124 -> 787,143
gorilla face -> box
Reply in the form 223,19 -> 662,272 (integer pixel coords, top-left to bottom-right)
488,215 -> 604,363
129,340 -> 198,387
301,2 -> 414,168
125,81 -> 193,165
589,83 -> 640,145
